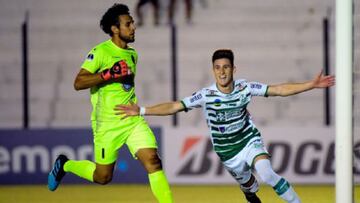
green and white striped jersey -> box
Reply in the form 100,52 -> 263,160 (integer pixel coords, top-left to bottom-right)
181,79 -> 269,161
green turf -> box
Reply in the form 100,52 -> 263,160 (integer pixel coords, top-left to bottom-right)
0,184 -> 359,203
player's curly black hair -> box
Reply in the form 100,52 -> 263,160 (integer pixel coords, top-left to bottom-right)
100,3 -> 130,36
212,49 -> 234,67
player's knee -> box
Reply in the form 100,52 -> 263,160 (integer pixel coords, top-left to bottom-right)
254,159 -> 280,186
257,167 -> 282,186
143,153 -> 162,172
226,161 -> 252,185
240,174 -> 259,193
258,171 -> 277,186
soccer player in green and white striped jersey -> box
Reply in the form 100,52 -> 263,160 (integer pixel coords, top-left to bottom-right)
115,49 -> 335,203
47,4 -> 173,203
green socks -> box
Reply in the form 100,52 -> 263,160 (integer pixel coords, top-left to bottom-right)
64,160 -> 96,182
148,170 -> 173,203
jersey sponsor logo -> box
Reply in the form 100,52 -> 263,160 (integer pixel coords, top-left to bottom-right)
253,141 -> 263,149
122,83 -> 133,92
214,99 -> 221,107
224,121 -> 245,132
250,83 -> 262,89
209,90 -> 217,96
216,109 -> 241,122
216,112 -> 226,122
236,83 -> 246,91
121,73 -> 134,92
217,122 -> 245,134
227,103 -> 237,107
86,53 -> 94,61
190,94 -> 202,103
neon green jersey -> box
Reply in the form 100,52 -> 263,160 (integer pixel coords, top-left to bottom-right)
81,39 -> 140,124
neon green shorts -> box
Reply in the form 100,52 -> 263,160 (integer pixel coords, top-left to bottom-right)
92,118 -> 158,165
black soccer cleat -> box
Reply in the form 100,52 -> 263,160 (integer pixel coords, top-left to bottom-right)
48,154 -> 68,191
244,192 -> 261,203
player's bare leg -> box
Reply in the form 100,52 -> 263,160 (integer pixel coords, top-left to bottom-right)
93,163 -> 115,184
48,155 -> 116,191
137,148 -> 173,203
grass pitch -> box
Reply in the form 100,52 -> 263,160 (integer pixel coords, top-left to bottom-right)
0,184 -> 359,203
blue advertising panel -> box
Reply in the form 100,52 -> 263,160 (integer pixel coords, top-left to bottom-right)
0,128 -> 162,184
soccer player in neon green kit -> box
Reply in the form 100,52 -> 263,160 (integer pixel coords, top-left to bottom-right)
47,4 -> 173,203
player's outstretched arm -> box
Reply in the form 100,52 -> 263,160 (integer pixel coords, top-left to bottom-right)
114,101 -> 185,119
266,70 -> 335,97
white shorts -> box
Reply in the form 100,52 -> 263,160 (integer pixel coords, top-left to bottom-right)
222,137 -> 269,183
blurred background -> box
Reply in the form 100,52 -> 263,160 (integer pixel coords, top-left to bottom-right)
0,0 -> 341,128
0,0 -> 359,202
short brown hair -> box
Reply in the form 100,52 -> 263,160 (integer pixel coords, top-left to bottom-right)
212,49 -> 234,66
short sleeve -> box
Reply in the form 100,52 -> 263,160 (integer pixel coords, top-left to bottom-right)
181,89 -> 205,111
81,48 -> 103,73
249,82 -> 268,97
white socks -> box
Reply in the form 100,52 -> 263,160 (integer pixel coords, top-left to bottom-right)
254,159 -> 301,203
